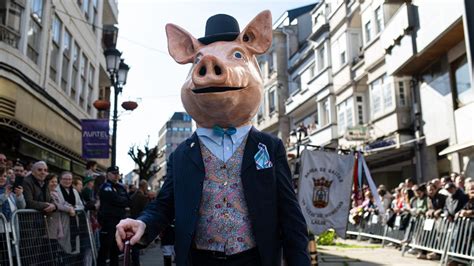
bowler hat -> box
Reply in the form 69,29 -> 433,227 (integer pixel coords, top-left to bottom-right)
198,14 -> 240,45
107,166 -> 119,173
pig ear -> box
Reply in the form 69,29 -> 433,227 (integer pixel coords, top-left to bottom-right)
238,10 -> 272,55
166,23 -> 202,64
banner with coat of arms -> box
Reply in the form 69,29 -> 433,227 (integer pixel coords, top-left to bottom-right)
298,149 -> 354,238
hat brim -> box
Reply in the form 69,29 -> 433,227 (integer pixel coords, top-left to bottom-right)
198,32 -> 239,45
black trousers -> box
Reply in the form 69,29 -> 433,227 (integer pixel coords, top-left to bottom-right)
97,219 -> 120,266
191,248 -> 261,266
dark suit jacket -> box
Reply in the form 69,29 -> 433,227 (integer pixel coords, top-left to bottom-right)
138,127 -> 310,265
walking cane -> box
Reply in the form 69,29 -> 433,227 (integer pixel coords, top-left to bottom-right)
123,236 -> 131,266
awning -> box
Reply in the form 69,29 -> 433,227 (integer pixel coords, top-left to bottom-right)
438,141 -> 474,156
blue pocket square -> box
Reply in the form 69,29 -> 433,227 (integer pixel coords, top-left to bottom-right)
254,143 -> 273,170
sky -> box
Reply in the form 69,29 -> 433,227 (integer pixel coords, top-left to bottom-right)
116,0 -> 317,172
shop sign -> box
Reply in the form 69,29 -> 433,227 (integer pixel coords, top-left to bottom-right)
82,119 -> 109,159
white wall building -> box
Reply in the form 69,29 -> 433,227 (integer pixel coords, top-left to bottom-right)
0,0 -> 118,175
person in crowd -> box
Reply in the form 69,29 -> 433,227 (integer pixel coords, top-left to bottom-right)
13,160 -> 26,179
0,166 -> 24,266
409,184 -> 430,259
72,177 -> 83,194
443,182 -> 468,221
378,185 -> 392,212
6,168 -> 15,185
57,172 -> 84,211
405,178 -> 415,190
410,184 -> 429,217
97,166 -> 130,266
85,160 -> 99,179
0,166 -> 25,220
426,182 -> 446,218
130,180 -> 150,266
431,178 -> 441,190
455,175 -> 465,192
439,176 -> 452,196
82,176 -> 97,211
392,188 -> 405,213
456,180 -> 474,218
47,173 -> 73,264
147,190 -> 157,201
23,161 -> 56,212
128,184 -> 137,197
0,154 -> 7,168
82,176 -> 94,200
404,179 -> 416,201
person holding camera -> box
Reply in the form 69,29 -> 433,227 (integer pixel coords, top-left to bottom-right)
0,166 -> 25,266
0,166 -> 25,220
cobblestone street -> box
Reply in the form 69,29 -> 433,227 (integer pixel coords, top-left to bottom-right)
137,239 -> 440,266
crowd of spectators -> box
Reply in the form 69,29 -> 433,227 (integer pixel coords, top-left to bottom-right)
349,173 -> 474,261
0,153 -> 157,265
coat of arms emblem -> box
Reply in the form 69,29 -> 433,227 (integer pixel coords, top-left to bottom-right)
312,177 -> 333,208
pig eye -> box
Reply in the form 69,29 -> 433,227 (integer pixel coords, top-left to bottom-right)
233,51 -> 243,59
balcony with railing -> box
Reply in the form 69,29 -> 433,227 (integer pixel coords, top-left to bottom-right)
328,1 -> 347,32
286,65 -> 332,115
380,3 -> 417,75
102,0 -> 119,25
0,25 -> 20,49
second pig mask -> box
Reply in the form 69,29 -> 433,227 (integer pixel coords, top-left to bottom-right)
165,11 -> 272,128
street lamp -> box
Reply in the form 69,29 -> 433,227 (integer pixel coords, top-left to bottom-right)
104,48 -> 130,167
290,124 -> 308,176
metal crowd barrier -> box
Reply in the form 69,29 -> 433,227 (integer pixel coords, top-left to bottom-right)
346,214 -> 474,265
11,209 -> 97,266
0,213 -> 13,266
441,217 -> 474,265
407,217 -> 451,256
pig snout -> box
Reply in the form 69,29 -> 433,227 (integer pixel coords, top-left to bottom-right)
192,55 -> 228,88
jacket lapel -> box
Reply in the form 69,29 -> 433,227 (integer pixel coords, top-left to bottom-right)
184,133 -> 205,172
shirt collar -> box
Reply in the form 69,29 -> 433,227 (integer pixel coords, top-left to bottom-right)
196,125 -> 252,146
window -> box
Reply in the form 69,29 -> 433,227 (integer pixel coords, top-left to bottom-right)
0,2 -> 23,48
257,101 -> 264,121
317,45 -> 325,71
50,15 -> 61,82
309,64 -> 315,78
290,76 -> 301,95
27,0 -> 44,64
295,113 -> 317,134
370,74 -> 393,117
61,30 -> 71,91
356,96 -> 365,125
87,64 -> 95,114
83,0 -> 90,19
337,98 -> 354,134
451,54 -> 473,107
398,81 -> 406,106
71,42 -> 80,99
320,98 -> 331,126
269,90 -> 276,113
383,81 -> 393,108
92,0 -> 98,31
375,6 -> 384,33
79,54 -> 88,107
365,21 -> 372,43
338,34 -> 346,66
268,52 -> 276,73
31,0 -> 43,22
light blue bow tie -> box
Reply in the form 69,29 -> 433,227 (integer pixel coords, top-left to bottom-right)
213,125 -> 237,137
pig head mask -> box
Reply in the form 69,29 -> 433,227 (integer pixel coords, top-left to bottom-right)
165,11 -> 272,128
